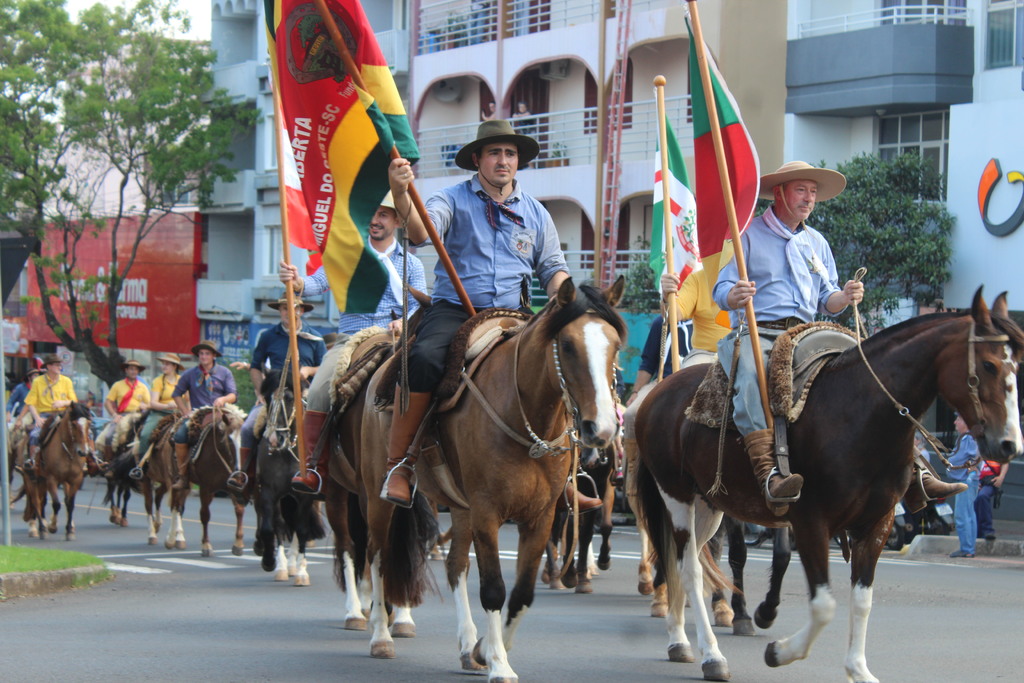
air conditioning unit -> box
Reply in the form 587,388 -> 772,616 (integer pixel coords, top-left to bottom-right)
432,78 -> 463,103
539,59 -> 570,81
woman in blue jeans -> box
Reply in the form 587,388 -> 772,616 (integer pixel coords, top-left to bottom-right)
947,414 -> 980,558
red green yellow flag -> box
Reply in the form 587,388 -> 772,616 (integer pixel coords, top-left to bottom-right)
267,0 -> 419,313
687,20 -> 759,295
650,117 -> 700,282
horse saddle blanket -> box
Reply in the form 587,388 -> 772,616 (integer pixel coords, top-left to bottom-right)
332,329 -> 394,415
685,321 -> 859,429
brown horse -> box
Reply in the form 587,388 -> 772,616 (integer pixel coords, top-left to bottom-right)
167,405 -> 248,557
359,278 -> 626,679
635,289 -> 1023,682
139,413 -> 180,546
23,402 -> 95,541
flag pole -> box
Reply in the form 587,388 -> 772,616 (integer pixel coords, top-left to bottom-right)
686,0 -> 771,427
271,80 -> 309,475
311,0 -> 475,316
654,76 -> 680,374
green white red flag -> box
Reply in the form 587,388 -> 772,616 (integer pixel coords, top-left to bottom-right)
650,116 -> 700,282
687,18 -> 759,294
267,0 -> 419,312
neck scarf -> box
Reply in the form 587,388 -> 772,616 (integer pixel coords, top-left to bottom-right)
476,190 -> 525,230
200,366 -> 215,393
117,378 -> 138,414
373,240 -> 405,304
762,208 -> 818,308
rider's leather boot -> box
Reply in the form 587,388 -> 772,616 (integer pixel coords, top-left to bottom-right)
903,452 -> 967,513
171,442 -> 191,491
24,445 -> 40,475
744,428 -> 802,516
291,410 -> 330,494
381,391 -> 433,508
556,480 -> 604,513
226,447 -> 251,493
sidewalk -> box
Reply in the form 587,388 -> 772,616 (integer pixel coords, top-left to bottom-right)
904,517 -> 1024,567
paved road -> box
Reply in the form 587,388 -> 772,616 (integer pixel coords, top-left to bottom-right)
2,476 -> 1022,682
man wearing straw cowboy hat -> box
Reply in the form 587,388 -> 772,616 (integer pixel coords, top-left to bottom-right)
96,359 -> 152,465
130,352 -> 185,480
714,161 -> 963,513
381,119 -> 602,512
280,192 -> 426,494
227,294 -> 326,496
170,340 -> 238,490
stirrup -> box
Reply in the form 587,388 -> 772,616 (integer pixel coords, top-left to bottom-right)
225,471 -> 248,492
128,467 -> 144,481
292,469 -> 323,495
381,459 -> 417,508
764,466 -> 801,504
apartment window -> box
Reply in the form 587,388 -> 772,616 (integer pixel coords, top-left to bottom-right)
987,0 -> 1024,68
878,110 -> 949,198
266,225 -> 283,276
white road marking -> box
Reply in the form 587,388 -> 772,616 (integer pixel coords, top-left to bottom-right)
104,563 -> 172,574
150,557 -> 237,569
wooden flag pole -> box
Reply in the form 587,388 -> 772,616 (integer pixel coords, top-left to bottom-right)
271,81 -> 309,474
687,0 -> 772,427
311,0 -> 475,316
654,76 -> 681,374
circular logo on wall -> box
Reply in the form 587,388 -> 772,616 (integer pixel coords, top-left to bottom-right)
978,158 -> 1024,237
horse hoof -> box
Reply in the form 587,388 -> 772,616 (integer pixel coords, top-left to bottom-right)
702,659 -> 731,681
174,540 -> 186,550
731,618 -> 756,636
460,651 -> 486,671
597,559 -> 611,571
764,642 -> 782,668
109,513 -> 118,524
638,580 -> 654,596
66,532 -> 76,541
548,579 -> 566,590
429,549 -> 444,561
574,579 -> 592,594
119,518 -> 129,527
344,617 -> 367,631
28,528 -> 39,539
274,569 -> 288,581
754,606 -> 776,630
201,548 -> 212,558
472,639 -> 487,667
561,573 -> 578,589
651,602 -> 668,619
370,641 -> 395,659
668,642 -> 695,663
391,622 -> 416,638
148,536 -> 157,546
293,575 -> 310,587
712,600 -> 734,628
231,545 -> 243,557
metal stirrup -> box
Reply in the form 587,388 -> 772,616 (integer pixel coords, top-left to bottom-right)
765,466 -> 801,504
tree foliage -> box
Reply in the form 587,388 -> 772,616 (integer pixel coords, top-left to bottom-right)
808,153 -> 954,325
0,0 -> 256,385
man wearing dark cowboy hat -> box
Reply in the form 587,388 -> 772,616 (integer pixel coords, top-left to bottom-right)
97,359 -> 152,464
170,340 -> 238,490
226,295 -> 326,495
714,161 -> 962,513
24,353 -> 79,470
380,119 -> 601,512
280,192 -> 426,494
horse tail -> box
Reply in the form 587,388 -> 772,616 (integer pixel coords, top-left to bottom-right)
635,457 -> 672,589
699,544 -> 736,597
381,491 -> 439,608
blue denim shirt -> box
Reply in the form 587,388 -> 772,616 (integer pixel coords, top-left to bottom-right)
422,176 -> 568,309
946,433 -> 979,482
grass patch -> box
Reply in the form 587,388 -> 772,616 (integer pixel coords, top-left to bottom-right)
0,546 -> 104,573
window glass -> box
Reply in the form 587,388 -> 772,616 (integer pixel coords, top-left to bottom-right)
880,117 -> 899,145
922,113 -> 943,141
901,116 -> 921,143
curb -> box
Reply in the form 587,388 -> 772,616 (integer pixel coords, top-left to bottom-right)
905,534 -> 1024,557
0,565 -> 111,600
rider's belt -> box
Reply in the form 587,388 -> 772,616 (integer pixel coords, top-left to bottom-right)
758,317 -> 805,331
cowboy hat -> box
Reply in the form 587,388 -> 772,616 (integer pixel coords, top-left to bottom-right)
758,161 -> 847,201
454,119 -> 540,171
23,368 -> 42,382
41,353 -> 63,366
156,353 -> 185,371
268,297 -> 314,312
121,359 -> 147,372
191,340 -> 222,357
322,332 -> 341,350
380,191 -> 396,211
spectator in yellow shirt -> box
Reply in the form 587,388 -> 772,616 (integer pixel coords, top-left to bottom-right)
25,353 -> 78,464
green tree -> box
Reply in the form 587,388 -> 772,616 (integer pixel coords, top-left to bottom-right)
0,0 -> 256,385
809,153 -> 954,325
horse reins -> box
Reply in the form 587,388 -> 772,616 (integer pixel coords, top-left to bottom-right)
849,267 -> 1006,469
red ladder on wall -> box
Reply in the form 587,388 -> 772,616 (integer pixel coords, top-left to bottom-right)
599,0 -> 633,286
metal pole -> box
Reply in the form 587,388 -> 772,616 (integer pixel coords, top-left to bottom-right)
1,243 -> 11,545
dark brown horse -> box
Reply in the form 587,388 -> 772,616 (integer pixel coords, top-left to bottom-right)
359,278 -> 626,679
167,405 -> 248,557
101,411 -> 147,527
138,413 -> 180,546
23,402 -> 95,541
635,290 -> 1023,682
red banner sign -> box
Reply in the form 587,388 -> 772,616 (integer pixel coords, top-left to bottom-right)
27,213 -> 201,353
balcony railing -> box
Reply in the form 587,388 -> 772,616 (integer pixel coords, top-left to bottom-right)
797,3 -> 972,38
375,29 -> 410,72
415,95 -> 692,178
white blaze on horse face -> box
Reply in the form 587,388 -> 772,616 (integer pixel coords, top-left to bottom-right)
582,322 -> 618,442
1001,345 -> 1023,456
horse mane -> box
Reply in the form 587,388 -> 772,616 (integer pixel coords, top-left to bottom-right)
188,404 -> 247,436
260,369 -> 308,406
67,401 -> 92,421
536,283 -> 627,342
